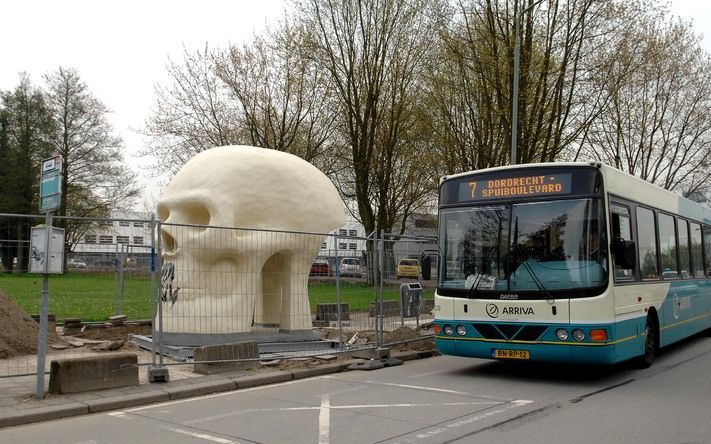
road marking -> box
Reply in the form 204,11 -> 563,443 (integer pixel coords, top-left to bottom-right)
106,375 -> 526,444
183,401 -> 504,425
164,427 -> 238,443
111,377 -> 494,418
389,400 -> 534,444
113,377 -> 315,414
342,378 -> 477,396
318,394 -> 330,444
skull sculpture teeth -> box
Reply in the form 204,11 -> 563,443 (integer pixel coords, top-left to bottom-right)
156,146 -> 345,336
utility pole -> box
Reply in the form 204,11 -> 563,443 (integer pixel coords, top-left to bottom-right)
511,0 -> 548,165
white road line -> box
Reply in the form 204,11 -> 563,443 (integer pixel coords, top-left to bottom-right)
406,369 -> 454,378
330,401 -> 502,409
318,394 -> 330,444
390,400 -> 534,444
357,379 -> 482,396
184,401 -> 504,425
114,377 -> 318,414
111,376 -> 488,418
164,427 -> 238,443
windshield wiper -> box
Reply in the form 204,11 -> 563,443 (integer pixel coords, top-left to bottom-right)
467,273 -> 485,299
513,243 -> 555,301
467,247 -> 499,298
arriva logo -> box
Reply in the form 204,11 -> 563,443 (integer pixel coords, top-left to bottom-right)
486,303 -> 534,318
485,303 -> 499,318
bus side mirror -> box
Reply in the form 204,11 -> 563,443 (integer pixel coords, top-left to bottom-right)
611,237 -> 636,270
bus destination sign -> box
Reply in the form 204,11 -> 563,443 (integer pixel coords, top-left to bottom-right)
459,173 -> 572,201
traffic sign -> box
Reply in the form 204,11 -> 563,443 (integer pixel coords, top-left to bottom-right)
39,155 -> 62,213
40,171 -> 61,196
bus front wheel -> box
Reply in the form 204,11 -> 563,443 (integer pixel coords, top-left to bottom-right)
636,315 -> 658,368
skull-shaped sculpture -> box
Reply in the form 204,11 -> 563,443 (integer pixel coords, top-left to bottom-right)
156,146 -> 344,340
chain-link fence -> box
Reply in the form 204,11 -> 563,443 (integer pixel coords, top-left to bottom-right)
0,213 -> 155,379
0,213 -> 437,384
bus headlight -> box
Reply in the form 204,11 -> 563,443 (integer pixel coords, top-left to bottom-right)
456,325 -> 467,336
443,324 -> 454,336
556,328 -> 569,341
572,329 -> 585,341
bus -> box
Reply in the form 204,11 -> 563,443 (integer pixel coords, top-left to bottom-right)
433,162 -> 711,367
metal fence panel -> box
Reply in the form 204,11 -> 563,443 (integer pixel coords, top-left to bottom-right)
152,224 -> 437,367
0,212 -> 437,380
0,214 -> 154,379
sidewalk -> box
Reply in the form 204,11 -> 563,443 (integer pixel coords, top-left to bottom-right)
0,348 -> 438,428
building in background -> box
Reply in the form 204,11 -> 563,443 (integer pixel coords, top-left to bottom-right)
73,211 -> 152,269
72,208 -> 437,279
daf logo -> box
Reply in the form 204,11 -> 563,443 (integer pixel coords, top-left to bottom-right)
486,303 -> 499,318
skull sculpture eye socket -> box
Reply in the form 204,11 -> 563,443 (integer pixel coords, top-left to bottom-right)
158,201 -> 212,255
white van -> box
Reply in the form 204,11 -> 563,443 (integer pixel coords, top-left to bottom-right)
339,257 -> 362,277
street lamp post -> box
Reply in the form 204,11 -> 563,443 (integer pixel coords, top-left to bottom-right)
511,0 -> 547,165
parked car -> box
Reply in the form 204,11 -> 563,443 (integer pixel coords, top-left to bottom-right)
397,258 -> 421,279
67,258 -> 87,269
340,257 -> 362,277
309,259 -> 330,276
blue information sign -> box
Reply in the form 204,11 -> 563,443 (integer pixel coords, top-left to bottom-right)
39,156 -> 62,213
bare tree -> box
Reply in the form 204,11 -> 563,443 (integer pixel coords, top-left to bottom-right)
576,2 -> 711,193
429,0 -> 610,172
297,0 -> 440,239
144,26 -> 341,176
143,46 -> 238,175
215,21 -> 339,172
44,67 -> 139,248
0,74 -> 54,272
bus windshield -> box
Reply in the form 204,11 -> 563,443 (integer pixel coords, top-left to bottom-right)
438,198 -> 607,299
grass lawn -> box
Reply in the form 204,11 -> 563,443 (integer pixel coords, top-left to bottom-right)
0,273 -> 434,322
0,272 -> 153,322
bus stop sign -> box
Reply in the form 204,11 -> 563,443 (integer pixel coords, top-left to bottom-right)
39,156 -> 62,213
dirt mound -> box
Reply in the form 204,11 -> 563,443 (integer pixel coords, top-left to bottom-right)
0,289 -> 49,358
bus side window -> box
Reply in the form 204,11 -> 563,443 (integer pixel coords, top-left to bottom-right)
637,207 -> 659,280
611,204 -> 634,280
704,225 -> 711,277
658,213 -> 679,279
690,222 -> 704,278
677,219 -> 690,279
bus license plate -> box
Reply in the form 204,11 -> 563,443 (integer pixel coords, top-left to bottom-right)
494,349 -> 530,360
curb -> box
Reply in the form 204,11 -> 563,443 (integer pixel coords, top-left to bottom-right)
86,391 -> 170,414
0,403 -> 88,428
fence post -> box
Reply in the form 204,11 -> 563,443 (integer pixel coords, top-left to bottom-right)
112,241 -> 119,314
377,231 -> 385,347
334,235 -> 342,350
118,243 -> 126,315
148,215 -> 169,382
35,212 -> 52,399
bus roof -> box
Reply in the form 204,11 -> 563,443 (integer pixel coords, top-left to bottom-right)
440,162 -> 711,224
439,161 -> 598,184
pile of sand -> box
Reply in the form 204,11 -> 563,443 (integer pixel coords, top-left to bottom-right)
0,289 -> 49,358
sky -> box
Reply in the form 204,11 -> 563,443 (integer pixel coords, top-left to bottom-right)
0,0 -> 709,212
0,0 -> 285,210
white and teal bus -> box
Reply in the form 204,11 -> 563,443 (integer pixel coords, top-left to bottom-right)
434,162 -> 711,367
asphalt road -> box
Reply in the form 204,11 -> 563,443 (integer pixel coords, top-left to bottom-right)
3,333 -> 711,444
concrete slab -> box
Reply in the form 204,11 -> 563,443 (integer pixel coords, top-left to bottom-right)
48,353 -> 139,394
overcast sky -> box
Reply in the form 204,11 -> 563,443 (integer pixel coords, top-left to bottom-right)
0,0 -> 285,210
1,0 -> 709,211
